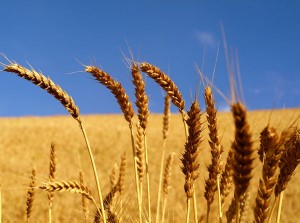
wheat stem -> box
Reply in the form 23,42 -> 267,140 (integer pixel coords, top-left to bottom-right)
78,121 -> 106,223
276,192 -> 284,223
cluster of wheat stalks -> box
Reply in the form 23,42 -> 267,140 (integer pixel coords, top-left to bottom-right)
0,57 -> 300,223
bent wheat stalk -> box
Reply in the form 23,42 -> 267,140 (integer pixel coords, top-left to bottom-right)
3,62 -> 106,223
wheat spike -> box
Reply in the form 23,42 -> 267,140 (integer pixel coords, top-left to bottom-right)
85,65 -> 134,124
220,149 -> 234,206
48,142 -> 56,209
163,153 -> 175,197
204,86 -> 224,208
231,102 -> 254,221
135,124 -> 145,183
26,167 -> 36,223
4,63 -> 80,120
275,129 -> 300,197
79,170 -> 89,222
254,126 -> 282,223
140,62 -> 185,112
181,100 -> 202,198
131,63 -> 149,130
163,95 -> 171,140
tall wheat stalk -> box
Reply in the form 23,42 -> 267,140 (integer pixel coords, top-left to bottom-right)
3,62 -> 106,223
181,100 -> 201,223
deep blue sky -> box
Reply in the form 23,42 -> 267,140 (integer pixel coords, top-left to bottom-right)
0,1 -> 299,116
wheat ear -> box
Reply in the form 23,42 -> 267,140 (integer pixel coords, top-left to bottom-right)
139,62 -> 188,140
39,180 -> 101,216
79,171 -> 89,223
274,129 -> 300,222
4,62 -> 106,222
231,102 -> 254,223
118,152 -> 126,223
48,142 -> 56,223
220,149 -> 234,207
26,167 -> 36,223
181,100 -> 202,223
162,153 -> 175,223
85,65 -> 137,223
156,95 -> 171,223
254,126 -> 281,223
203,86 -> 224,223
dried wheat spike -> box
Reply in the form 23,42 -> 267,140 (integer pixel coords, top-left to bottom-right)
231,103 -> 254,201
181,100 -> 202,198
204,86 -> 224,206
26,167 -> 36,223
220,149 -> 234,206
163,153 -> 175,197
163,95 -> 171,140
135,124 -> 145,183
39,180 -> 94,202
118,152 -> 127,195
48,142 -> 56,208
85,66 -> 134,123
275,129 -> 300,197
239,192 -> 249,223
131,63 -> 149,130
226,196 -> 237,223
79,170 -> 89,221
140,62 -> 185,112
254,126 -> 281,223
110,163 -> 119,190
4,63 -> 80,120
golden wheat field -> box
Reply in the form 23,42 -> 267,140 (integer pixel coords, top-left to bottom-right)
0,108 -> 300,223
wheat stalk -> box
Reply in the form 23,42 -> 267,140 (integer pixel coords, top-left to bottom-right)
204,86 -> 224,223
4,62 -> 106,222
181,100 -> 202,223
48,142 -> 56,223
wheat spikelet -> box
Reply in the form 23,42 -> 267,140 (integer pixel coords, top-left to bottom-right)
48,142 -> 56,209
239,192 -> 249,223
204,86 -> 224,208
140,62 -> 185,112
181,100 -> 201,198
118,152 -> 127,195
131,63 -> 149,130
254,126 -> 281,223
135,124 -> 145,183
4,63 -> 80,120
85,65 -> 134,123
163,153 -> 175,197
163,95 -> 171,140
26,167 -> 36,223
220,149 -> 234,206
231,102 -> 254,221
110,163 -> 119,190
275,129 -> 300,197
79,170 -> 89,222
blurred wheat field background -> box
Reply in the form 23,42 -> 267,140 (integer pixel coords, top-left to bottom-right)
0,109 -> 299,222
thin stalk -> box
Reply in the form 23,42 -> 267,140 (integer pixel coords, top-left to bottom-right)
49,208 -> 52,223
235,200 -> 240,223
217,175 -> 223,223
162,196 -> 167,223
186,198 -> 191,223
193,189 -> 198,223
129,125 -> 143,223
78,120 -> 106,223
144,133 -> 152,222
180,111 -> 188,141
267,197 -> 278,223
155,140 -> 167,223
276,192 -> 284,223
206,205 -> 210,223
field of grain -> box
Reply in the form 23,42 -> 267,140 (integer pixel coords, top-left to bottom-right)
0,108 -> 299,222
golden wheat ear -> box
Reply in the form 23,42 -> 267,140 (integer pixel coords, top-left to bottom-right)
253,126 -> 281,223
230,102 -> 254,222
181,100 -> 202,223
203,86 -> 224,222
26,167 -> 36,223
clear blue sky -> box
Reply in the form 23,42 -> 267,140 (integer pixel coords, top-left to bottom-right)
0,1 -> 299,116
